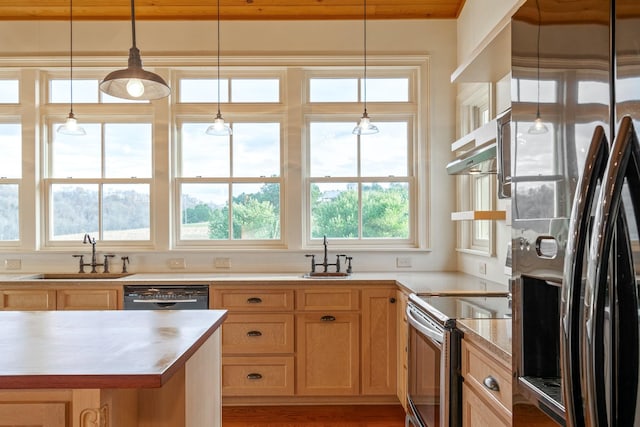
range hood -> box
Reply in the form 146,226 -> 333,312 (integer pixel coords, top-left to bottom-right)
446,141 -> 497,175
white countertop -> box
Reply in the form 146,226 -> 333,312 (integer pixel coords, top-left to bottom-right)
1,271 -> 509,294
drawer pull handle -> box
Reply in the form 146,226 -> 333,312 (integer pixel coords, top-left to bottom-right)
483,375 -> 500,392
247,297 -> 263,304
247,373 -> 263,380
321,315 -> 336,322
246,330 -> 262,337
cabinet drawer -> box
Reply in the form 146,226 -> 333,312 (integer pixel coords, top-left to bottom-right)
222,356 -> 294,396
222,313 -> 294,354
461,340 -> 512,415
214,289 -> 294,311
462,382 -> 510,427
296,288 -> 359,311
57,289 -> 119,310
0,290 -> 56,310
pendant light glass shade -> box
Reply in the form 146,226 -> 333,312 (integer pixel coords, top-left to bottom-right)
99,0 -> 170,101
206,0 -> 232,136
528,0 -> 548,135
353,0 -> 378,136
58,0 -> 86,136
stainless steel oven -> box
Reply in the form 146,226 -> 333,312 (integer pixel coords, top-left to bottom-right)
123,284 -> 209,310
405,293 -> 511,427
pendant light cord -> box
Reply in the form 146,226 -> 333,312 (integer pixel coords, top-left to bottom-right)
535,0 -> 541,118
69,0 -> 74,114
363,0 -> 368,113
217,0 -> 222,116
130,0 -> 137,48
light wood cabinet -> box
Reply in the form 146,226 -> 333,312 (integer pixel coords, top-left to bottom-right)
361,287 -> 397,396
57,289 -> 119,310
0,289 -> 57,310
215,287 -> 296,397
461,337 -> 512,427
296,311 -> 360,396
396,290 -> 409,410
0,402 -> 66,426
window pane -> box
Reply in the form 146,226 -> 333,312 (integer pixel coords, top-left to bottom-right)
517,79 -> 556,103
361,122 -> 407,177
180,183 -> 228,240
233,123 -> 280,177
514,122 -> 557,176
179,79 -> 228,103
310,122 -> 357,176
232,183 -> 280,240
616,77 -> 640,103
311,182 -> 358,238
51,183 -> 99,240
362,78 -> 409,102
231,79 -> 279,102
50,79 -> 99,103
181,123 -> 230,177
0,80 -> 19,103
578,81 -> 609,104
362,182 -> 409,238
310,79 -> 358,102
473,175 -> 490,241
105,123 -> 152,178
0,124 -> 21,178
103,184 -> 150,240
51,123 -> 102,178
0,184 -> 19,241
101,92 -> 148,104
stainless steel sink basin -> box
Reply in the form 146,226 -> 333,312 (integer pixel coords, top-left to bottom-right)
302,272 -> 351,279
24,273 -> 133,280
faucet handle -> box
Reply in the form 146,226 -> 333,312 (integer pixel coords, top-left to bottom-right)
305,254 -> 316,273
103,254 -> 115,273
72,254 -> 85,273
120,256 -> 130,273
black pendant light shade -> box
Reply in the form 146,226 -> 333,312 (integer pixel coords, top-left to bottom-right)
99,0 -> 170,101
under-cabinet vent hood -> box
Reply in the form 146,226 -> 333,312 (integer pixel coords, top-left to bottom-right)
446,141 -> 497,175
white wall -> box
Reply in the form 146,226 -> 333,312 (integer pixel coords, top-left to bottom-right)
0,19 -> 461,275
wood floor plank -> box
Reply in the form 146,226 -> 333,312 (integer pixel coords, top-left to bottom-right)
222,405 -> 407,427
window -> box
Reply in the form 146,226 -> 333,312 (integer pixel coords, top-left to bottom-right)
0,80 -> 19,104
49,78 -> 148,104
306,73 -> 414,243
46,122 -> 152,242
0,122 -> 21,242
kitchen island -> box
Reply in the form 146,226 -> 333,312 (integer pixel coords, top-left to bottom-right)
0,309 -> 227,427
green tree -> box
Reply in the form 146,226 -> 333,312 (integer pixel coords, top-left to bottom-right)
311,189 -> 358,238
185,203 -> 213,224
363,184 -> 409,238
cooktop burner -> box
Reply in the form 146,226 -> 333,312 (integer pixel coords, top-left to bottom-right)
409,293 -> 512,326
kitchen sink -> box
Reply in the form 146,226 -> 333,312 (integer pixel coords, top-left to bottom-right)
23,273 -> 133,280
302,272 -> 351,279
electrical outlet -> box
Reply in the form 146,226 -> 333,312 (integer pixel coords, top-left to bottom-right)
4,259 -> 21,270
478,262 -> 487,275
214,257 -> 231,269
168,258 -> 186,269
396,256 -> 412,268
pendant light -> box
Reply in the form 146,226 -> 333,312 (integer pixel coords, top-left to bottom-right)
99,0 -> 170,101
206,0 -> 232,136
58,0 -> 86,136
528,0 -> 548,135
353,0 -> 378,135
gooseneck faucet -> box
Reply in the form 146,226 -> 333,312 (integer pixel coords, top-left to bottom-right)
304,235 -> 351,275
81,233 -> 103,273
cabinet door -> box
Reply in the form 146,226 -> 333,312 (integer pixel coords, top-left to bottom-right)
0,290 -> 56,310
0,402 -> 66,426
296,312 -> 359,395
361,287 -> 397,396
396,290 -> 409,409
462,383 -> 510,427
57,289 -> 119,310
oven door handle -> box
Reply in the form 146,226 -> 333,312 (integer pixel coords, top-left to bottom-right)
406,306 -> 444,344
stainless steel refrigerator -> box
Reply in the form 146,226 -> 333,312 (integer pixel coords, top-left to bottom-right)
510,0 -> 640,425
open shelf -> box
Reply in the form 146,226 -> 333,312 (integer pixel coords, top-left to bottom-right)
451,210 -> 506,221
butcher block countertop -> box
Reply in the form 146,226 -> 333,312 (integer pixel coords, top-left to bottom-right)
0,309 -> 227,389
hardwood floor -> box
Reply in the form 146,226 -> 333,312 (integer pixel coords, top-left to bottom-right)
222,405 -> 407,427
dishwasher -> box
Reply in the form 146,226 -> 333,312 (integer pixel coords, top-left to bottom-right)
123,284 -> 209,310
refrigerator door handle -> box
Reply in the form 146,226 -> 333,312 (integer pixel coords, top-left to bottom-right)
584,116 -> 640,427
560,125 -> 609,427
